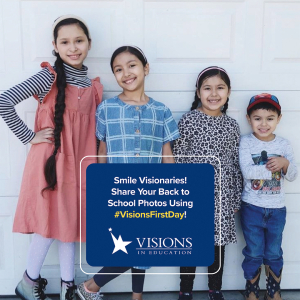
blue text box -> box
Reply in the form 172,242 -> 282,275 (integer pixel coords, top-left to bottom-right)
86,163 -> 214,267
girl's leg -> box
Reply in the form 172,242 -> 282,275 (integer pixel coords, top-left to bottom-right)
77,267 -> 131,300
179,267 -> 196,292
179,267 -> 196,299
26,233 -> 54,279
131,268 -> 145,300
16,234 -> 53,300
94,267 -> 131,287
78,267 -> 130,292
207,245 -> 225,290
58,241 -> 75,282
58,241 -> 76,300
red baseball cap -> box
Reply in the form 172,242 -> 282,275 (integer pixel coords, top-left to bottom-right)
247,93 -> 281,113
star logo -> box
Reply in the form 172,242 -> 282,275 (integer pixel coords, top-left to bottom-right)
109,228 -> 132,254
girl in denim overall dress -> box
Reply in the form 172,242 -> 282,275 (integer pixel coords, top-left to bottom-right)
77,46 -> 179,300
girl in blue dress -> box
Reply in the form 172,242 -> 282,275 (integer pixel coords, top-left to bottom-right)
77,46 -> 179,300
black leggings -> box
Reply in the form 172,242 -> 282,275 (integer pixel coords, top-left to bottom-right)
93,267 -> 145,293
180,246 -> 225,292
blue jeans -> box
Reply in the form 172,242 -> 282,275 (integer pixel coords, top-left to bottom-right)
240,201 -> 286,280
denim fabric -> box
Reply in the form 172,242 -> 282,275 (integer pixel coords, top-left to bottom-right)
241,201 -> 286,279
95,96 -> 179,269
96,97 -> 180,163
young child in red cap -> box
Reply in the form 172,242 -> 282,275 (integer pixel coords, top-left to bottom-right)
239,93 -> 298,300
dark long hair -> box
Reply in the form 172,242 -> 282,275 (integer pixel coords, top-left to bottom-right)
42,18 -> 90,193
191,66 -> 231,114
110,46 -> 148,72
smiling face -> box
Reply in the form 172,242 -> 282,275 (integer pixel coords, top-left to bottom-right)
112,51 -> 149,92
247,109 -> 282,141
53,23 -> 91,69
197,75 -> 230,116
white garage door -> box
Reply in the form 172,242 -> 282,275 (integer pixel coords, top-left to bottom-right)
0,0 -> 300,294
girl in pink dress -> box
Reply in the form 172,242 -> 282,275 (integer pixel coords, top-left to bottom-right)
0,15 -> 102,300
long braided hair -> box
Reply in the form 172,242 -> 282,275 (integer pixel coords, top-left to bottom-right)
42,18 -> 90,193
191,67 -> 231,114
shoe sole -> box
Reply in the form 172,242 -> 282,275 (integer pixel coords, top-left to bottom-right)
77,288 -> 87,300
15,287 -> 28,300
16,287 -> 52,300
207,293 -> 225,300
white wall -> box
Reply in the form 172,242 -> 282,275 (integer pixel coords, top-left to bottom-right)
0,0 -> 300,294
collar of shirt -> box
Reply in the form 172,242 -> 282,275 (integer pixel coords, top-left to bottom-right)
115,96 -> 154,111
63,63 -> 91,87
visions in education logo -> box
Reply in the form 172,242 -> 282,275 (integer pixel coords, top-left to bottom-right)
108,228 -> 192,256
136,236 -> 192,256
109,228 -> 132,254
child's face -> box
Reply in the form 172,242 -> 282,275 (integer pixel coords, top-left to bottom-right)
53,24 -> 91,69
197,75 -> 230,116
247,109 -> 282,141
112,52 -> 149,92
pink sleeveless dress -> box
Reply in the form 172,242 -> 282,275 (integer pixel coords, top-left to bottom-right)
13,62 -> 103,242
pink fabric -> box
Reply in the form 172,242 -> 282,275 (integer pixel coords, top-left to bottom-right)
13,62 -> 103,242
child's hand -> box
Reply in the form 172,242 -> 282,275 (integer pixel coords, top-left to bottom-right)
30,128 -> 54,144
266,157 -> 289,174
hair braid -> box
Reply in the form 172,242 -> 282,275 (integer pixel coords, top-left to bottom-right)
221,97 -> 229,114
42,53 -> 66,193
191,91 -> 200,111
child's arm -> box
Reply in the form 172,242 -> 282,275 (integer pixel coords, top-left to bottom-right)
161,105 -> 180,163
284,142 -> 298,181
95,102 -> 107,163
239,137 -> 272,180
266,140 -> 297,181
172,116 -> 189,163
30,128 -> 54,144
266,157 -> 289,174
162,142 -> 175,163
97,141 -> 107,163
0,68 -> 54,144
